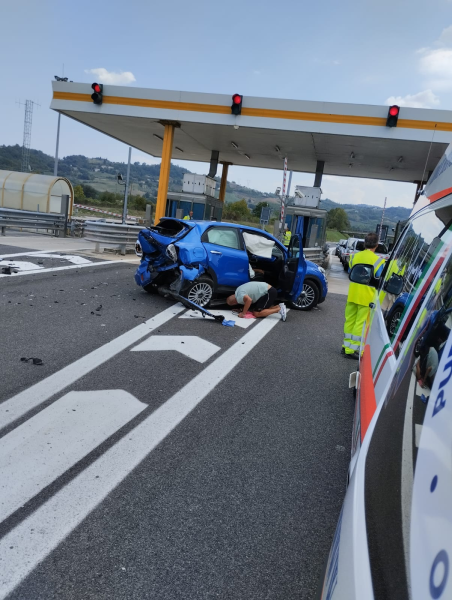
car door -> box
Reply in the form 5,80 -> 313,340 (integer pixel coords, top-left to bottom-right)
201,226 -> 249,289
281,234 -> 307,301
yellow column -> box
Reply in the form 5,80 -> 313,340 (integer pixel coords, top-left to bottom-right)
219,162 -> 231,203
154,123 -> 175,224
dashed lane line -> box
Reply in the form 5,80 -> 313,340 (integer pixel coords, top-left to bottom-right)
0,260 -> 123,278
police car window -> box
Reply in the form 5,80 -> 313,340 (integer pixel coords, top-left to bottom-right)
364,248 -> 452,600
379,205 -> 452,355
203,227 -> 240,249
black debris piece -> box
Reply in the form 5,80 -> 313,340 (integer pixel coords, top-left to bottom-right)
20,357 -> 43,366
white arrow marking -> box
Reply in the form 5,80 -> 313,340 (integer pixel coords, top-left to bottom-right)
0,390 -> 146,523
131,336 -> 220,363
0,304 -> 185,430
0,313 -> 281,599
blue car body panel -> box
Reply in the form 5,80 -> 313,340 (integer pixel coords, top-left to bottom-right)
134,218 -> 328,304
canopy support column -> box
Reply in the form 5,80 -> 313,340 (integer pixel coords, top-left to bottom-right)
154,122 -> 178,224
219,162 -> 232,203
208,150 -> 219,178
314,160 -> 324,187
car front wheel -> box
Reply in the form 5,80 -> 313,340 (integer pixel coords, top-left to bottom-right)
290,280 -> 319,311
183,276 -> 214,308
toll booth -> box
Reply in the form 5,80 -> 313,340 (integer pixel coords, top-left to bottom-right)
284,205 -> 327,248
165,173 -> 223,221
166,192 -> 223,221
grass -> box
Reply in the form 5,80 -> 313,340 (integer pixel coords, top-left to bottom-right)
326,229 -> 346,242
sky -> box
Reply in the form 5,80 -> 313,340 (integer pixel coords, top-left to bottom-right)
1,0 -> 452,209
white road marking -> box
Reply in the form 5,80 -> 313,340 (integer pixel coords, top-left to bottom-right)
31,253 -> 92,265
131,335 -> 220,363
0,304 -> 185,430
0,251 -> 63,260
179,308 -> 255,328
0,261 -> 44,272
0,313 -> 281,598
0,260 -> 123,278
0,390 -> 146,522
414,423 -> 423,447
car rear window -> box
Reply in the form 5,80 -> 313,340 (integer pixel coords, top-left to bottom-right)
355,242 -> 388,253
149,219 -> 189,237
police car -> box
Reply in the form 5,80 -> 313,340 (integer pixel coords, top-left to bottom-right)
317,142 -> 452,599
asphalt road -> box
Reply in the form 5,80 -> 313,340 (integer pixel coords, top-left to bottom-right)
0,244 -> 354,600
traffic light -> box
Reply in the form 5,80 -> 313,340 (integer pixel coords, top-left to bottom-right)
386,105 -> 400,127
231,94 -> 243,116
91,82 -> 103,105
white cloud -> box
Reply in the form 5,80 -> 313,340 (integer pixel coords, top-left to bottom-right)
84,68 -> 136,85
438,25 -> 452,46
385,89 -> 440,108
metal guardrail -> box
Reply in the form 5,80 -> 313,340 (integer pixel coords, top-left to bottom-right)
0,208 -> 67,237
83,221 -> 143,255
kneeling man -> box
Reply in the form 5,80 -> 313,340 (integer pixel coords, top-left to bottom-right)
227,281 -> 286,321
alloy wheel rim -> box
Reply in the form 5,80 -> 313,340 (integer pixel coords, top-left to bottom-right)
296,284 -> 315,307
188,282 -> 213,307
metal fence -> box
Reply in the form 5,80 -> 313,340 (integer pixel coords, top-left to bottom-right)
83,221 -> 143,255
304,246 -> 329,268
0,208 -> 67,237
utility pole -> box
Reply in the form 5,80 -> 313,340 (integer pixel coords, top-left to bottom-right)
54,113 -> 61,176
378,197 -> 387,242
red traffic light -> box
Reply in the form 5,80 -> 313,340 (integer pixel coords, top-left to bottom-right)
91,82 -> 104,105
231,94 -> 243,116
386,105 -> 400,127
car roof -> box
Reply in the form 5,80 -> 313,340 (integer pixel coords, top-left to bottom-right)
162,218 -> 281,241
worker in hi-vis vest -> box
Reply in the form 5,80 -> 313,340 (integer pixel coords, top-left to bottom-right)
283,226 -> 292,247
342,232 -> 386,359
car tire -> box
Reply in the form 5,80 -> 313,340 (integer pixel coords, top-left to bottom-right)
290,279 -> 319,311
343,262 -> 348,272
387,307 -> 403,337
182,276 -> 214,308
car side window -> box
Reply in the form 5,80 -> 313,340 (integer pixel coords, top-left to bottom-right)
202,227 -> 240,249
380,204 -> 452,355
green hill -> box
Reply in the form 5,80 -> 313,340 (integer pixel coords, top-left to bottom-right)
0,144 -> 411,230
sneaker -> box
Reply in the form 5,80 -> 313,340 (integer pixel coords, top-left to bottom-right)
279,303 -> 287,322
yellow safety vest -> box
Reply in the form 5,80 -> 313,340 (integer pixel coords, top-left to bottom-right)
348,249 -> 386,306
283,230 -> 292,246
183,215 -> 191,220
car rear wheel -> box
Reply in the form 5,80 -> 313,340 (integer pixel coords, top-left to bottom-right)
387,307 -> 403,337
183,276 -> 214,308
343,261 -> 348,272
290,280 -> 319,311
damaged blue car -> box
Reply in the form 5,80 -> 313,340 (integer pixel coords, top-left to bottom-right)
134,218 -> 328,310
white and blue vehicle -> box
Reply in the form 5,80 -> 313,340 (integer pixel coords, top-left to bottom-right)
318,142 -> 452,599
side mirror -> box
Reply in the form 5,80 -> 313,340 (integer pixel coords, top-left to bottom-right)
349,264 -> 373,285
383,273 -> 404,296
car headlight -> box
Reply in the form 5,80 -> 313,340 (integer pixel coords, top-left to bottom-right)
135,241 -> 143,258
166,244 -> 177,262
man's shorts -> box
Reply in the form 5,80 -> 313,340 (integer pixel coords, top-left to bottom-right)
252,286 -> 278,311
